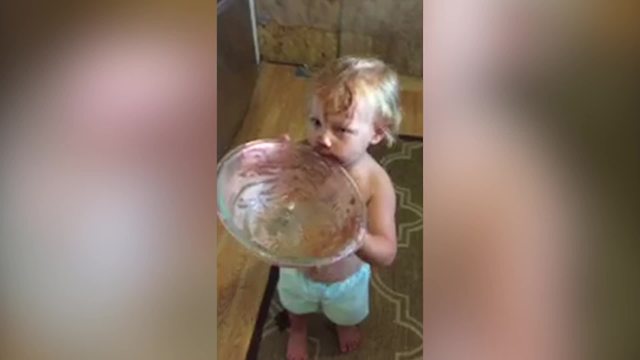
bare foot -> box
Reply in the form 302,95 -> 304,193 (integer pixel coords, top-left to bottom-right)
337,325 -> 362,353
287,313 -> 308,360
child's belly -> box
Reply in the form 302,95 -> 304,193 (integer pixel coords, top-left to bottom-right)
302,254 -> 364,283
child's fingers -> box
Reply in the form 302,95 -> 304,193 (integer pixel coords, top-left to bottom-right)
278,134 -> 291,142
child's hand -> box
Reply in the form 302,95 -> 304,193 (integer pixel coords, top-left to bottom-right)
276,134 -> 311,146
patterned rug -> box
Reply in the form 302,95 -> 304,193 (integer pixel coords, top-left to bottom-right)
248,136 -> 423,360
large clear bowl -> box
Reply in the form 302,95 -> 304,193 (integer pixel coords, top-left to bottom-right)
217,139 -> 366,267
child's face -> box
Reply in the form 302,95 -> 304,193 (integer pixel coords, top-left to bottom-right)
306,95 -> 384,166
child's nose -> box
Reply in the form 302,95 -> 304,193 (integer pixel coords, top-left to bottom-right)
318,132 -> 332,148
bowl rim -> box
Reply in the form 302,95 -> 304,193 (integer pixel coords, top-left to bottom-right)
216,138 -> 367,267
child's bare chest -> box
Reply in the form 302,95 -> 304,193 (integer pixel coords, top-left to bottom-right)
301,164 -> 375,283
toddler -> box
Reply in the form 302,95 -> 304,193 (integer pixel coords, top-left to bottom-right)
278,57 -> 401,360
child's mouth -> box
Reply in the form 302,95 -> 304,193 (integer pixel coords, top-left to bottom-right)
314,147 -> 340,162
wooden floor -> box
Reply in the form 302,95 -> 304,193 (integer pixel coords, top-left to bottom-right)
217,62 -> 422,359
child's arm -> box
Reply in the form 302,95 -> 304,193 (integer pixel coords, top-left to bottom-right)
356,173 -> 397,267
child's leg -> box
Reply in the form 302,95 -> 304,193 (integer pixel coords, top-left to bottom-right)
277,268 -> 320,360
287,312 -> 309,360
321,264 -> 371,353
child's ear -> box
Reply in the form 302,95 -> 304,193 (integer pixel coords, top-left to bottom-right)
370,126 -> 386,145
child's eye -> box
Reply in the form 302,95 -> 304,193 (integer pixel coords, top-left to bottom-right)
309,117 -> 321,128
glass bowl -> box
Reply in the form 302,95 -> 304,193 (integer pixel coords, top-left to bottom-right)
217,139 -> 366,267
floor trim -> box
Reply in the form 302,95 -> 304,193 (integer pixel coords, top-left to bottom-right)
245,266 -> 279,360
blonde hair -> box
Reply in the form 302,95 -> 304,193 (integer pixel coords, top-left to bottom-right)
313,57 -> 402,146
